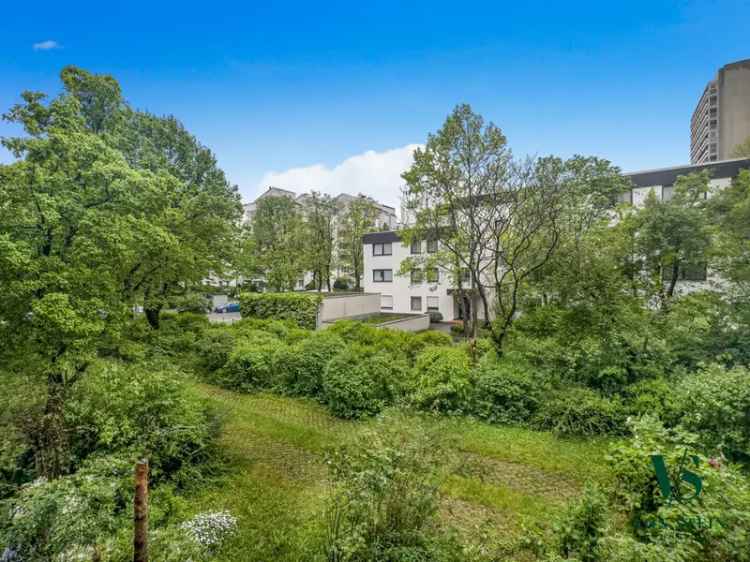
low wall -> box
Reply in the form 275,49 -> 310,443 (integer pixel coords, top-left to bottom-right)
379,314 -> 430,333
319,293 -> 380,323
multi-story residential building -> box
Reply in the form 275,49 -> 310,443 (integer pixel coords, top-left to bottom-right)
690,58 -> 750,164
365,158 -> 750,317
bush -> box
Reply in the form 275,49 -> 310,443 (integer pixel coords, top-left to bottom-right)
623,377 -> 683,426
239,292 -> 322,329
555,485 -> 609,562
279,331 -> 345,397
322,346 -> 404,419
676,364 -> 750,462
428,311 -> 443,323
218,340 -> 288,392
326,320 -> 412,364
194,329 -> 236,373
471,361 -> 543,424
608,416 -> 750,561
65,360 -> 217,483
412,347 -> 472,413
333,277 -> 351,290
533,386 -> 625,436
323,414 -> 461,561
405,330 -> 454,361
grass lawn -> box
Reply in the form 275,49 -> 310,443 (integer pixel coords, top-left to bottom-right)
189,383 -> 613,561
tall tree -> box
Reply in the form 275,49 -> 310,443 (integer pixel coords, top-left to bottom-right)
251,196 -> 307,291
338,196 -> 379,291
401,104 -> 511,339
304,192 -> 337,291
619,172 -> 712,310
0,67 -> 241,474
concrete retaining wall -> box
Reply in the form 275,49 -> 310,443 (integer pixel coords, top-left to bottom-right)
319,293 -> 380,323
379,314 -> 430,333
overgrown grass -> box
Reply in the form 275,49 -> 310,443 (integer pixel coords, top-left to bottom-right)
188,383 -> 614,560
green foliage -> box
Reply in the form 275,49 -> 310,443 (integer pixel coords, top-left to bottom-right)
65,360 -> 217,483
554,485 -> 609,562
240,291 -> 323,329
337,196 -> 380,291
322,346 -> 405,419
218,339 -> 288,392
471,361 -> 544,424
607,416 -> 750,561
194,328 -> 237,373
533,386 -> 625,437
676,364 -> 750,462
323,414 -> 461,561
280,331 -> 346,397
333,277 -> 351,290
412,346 -> 472,413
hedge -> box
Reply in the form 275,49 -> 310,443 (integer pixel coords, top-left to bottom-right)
239,292 -> 323,329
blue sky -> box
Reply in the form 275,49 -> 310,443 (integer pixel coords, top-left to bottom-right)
1,1 -> 748,207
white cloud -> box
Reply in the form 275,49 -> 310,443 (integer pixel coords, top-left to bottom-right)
32,40 -> 61,51
255,144 -> 422,210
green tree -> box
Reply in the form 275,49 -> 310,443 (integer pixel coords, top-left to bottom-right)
303,191 -> 337,291
619,172 -> 712,309
251,195 -> 306,291
337,196 -> 379,291
0,67 -> 240,474
710,169 -> 750,286
401,104 -> 511,339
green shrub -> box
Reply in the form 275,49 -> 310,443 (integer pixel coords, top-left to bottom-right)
533,386 -> 625,436
65,360 -> 217,484
412,347 -> 472,413
608,416 -> 750,561
555,485 -> 609,562
327,320 -> 412,363
323,414 -> 461,561
405,330 -> 454,360
218,340 -> 288,392
279,331 -> 345,397
333,277 -> 351,290
623,377 -> 683,426
239,292 -> 322,329
322,346 -> 404,419
471,361 -> 543,424
194,328 -> 236,373
676,364 -> 750,462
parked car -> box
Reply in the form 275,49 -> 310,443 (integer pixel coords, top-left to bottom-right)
214,302 -> 240,313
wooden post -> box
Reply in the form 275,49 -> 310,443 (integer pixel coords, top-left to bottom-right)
133,459 -> 149,562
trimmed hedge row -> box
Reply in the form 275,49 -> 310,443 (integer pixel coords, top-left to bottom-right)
239,292 -> 323,329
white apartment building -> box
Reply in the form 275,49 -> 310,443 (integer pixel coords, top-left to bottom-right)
364,158 -> 750,317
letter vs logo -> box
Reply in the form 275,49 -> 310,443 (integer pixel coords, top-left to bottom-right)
651,453 -> 702,503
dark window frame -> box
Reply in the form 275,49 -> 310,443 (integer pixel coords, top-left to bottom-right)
410,269 -> 424,284
373,269 -> 393,283
426,239 -> 438,253
410,296 -> 422,311
410,240 -> 422,254
372,242 -> 392,256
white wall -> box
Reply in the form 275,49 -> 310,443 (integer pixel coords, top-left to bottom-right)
363,238 -> 457,319
319,293 -> 381,322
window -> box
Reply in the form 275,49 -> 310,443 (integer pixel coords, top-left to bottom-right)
426,239 -> 438,253
426,267 -> 439,283
373,269 -> 393,282
410,269 -> 423,284
460,269 -> 471,284
427,296 -> 439,311
411,296 -> 422,311
617,190 -> 633,204
381,295 -> 394,310
410,240 -> 422,254
373,242 -> 392,256
297,278 -> 305,288
662,186 -> 673,201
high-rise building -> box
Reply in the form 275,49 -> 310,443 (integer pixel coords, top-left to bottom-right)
690,58 -> 750,164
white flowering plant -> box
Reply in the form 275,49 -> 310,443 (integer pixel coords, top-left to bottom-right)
180,511 -> 238,552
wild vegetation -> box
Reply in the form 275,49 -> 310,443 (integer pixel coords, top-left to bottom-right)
2,70 -> 750,560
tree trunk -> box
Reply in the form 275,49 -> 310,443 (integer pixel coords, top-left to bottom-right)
133,460 -> 149,562
32,374 -> 70,478
477,283 -> 491,328
144,306 -> 162,330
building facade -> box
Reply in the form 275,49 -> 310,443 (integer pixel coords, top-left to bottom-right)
691,58 -> 750,164
364,159 -> 750,317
